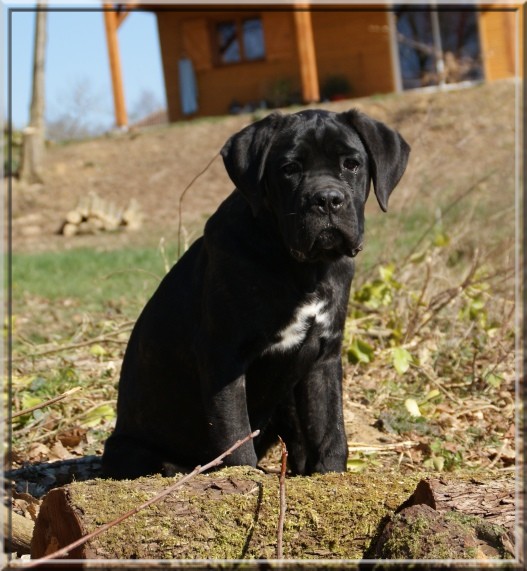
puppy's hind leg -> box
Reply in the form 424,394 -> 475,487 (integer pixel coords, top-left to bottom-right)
102,433 -> 170,479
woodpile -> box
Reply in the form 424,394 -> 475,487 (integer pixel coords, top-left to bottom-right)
59,192 -> 142,236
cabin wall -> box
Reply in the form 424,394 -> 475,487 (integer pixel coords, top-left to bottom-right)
311,11 -> 394,99
479,9 -> 521,80
156,11 -> 302,121
155,8 -> 519,123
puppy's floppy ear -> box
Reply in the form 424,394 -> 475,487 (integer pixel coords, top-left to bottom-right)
220,112 -> 283,216
343,110 -> 410,212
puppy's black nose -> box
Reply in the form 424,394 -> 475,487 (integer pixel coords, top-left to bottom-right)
313,190 -> 345,214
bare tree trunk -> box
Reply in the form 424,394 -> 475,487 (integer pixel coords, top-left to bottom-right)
19,7 -> 47,184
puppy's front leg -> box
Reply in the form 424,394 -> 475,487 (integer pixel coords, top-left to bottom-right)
204,374 -> 258,466
294,357 -> 348,474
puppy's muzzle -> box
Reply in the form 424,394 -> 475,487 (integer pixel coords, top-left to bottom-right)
311,189 -> 345,215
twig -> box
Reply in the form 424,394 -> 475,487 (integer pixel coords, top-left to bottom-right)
276,436 -> 288,559
29,399 -> 117,443
100,267 -> 162,282
401,170 -> 496,267
347,440 -> 418,453
26,429 -> 260,567
11,387 -> 82,420
404,259 -> 431,343
177,152 -> 220,259
413,249 -> 480,336
488,438 -> 511,469
13,329 -> 132,362
414,364 -> 462,405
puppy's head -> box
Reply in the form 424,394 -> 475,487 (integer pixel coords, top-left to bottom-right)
221,109 -> 410,263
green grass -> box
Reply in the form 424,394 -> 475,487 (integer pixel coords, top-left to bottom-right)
12,246 -> 177,311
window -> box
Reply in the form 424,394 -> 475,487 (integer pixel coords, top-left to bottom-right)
215,17 -> 266,64
395,8 -> 483,89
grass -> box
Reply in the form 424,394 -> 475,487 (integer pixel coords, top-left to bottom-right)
12,245 -> 176,312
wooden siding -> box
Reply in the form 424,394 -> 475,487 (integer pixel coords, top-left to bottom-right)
479,8 -> 521,80
311,11 -> 394,98
156,10 -> 302,121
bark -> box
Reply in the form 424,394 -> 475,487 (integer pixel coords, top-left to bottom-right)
29,467 -> 515,561
19,8 -> 47,184
3,506 -> 34,555
370,504 -> 515,560
398,477 -> 516,532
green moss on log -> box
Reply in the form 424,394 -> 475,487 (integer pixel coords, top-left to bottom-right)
65,467 -> 423,559
374,504 -> 514,560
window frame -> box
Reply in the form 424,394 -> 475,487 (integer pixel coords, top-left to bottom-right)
212,15 -> 266,66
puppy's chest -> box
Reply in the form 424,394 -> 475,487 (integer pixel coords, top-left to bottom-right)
263,296 -> 337,355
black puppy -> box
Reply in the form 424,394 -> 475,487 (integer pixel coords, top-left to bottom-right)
102,109 -> 410,479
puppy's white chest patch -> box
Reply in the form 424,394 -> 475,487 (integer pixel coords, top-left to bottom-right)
265,299 -> 331,354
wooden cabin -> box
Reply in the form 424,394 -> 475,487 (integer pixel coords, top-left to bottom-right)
104,4 -> 521,126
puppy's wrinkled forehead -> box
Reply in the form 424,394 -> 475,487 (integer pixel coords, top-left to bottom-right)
271,110 -> 367,160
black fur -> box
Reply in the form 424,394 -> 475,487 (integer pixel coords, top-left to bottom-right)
102,109 -> 410,479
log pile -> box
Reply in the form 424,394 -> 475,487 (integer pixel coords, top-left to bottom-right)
28,467 -> 516,562
59,192 -> 142,236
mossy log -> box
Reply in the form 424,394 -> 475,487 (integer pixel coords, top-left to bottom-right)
30,467 -> 514,561
370,504 -> 515,560
399,477 -> 515,531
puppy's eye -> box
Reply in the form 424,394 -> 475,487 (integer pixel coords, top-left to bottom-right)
282,162 -> 302,176
342,158 -> 360,173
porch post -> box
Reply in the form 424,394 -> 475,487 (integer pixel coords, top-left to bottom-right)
293,6 -> 320,103
104,6 -> 128,127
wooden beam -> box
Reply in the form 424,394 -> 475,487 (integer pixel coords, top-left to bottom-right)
104,6 -> 128,127
116,11 -> 129,28
503,10 -> 516,76
293,7 -> 319,103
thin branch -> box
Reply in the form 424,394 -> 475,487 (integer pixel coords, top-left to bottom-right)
401,170 -> 496,267
26,429 -> 260,567
11,387 -> 82,420
347,440 -> 418,453
404,259 -> 431,343
99,267 -> 162,282
177,152 -> 220,259
13,328 -> 132,362
487,436 -> 511,469
276,436 -> 288,559
413,364 -> 463,405
413,249 -> 480,335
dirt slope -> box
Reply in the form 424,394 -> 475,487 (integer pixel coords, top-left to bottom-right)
10,79 -> 516,254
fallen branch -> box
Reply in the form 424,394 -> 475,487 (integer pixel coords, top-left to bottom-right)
11,387 -> 81,420
13,325 -> 133,362
27,429 -> 260,567
276,436 -> 288,559
347,440 -> 418,454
